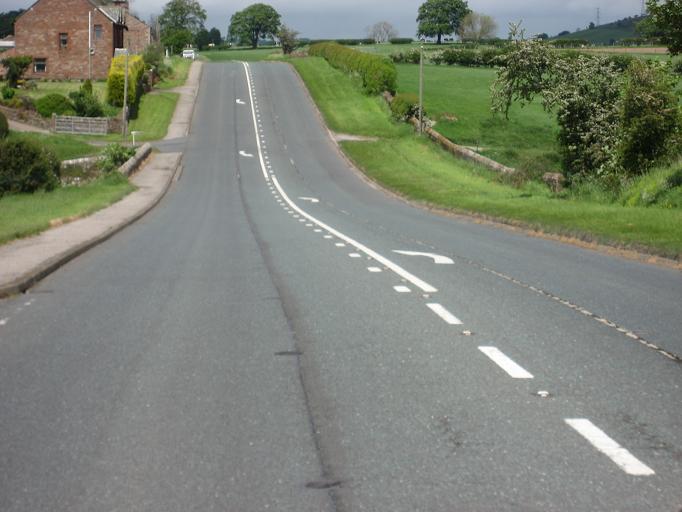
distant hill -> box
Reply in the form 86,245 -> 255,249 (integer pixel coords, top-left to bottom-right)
553,14 -> 646,45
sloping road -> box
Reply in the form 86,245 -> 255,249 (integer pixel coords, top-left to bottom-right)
0,61 -> 680,511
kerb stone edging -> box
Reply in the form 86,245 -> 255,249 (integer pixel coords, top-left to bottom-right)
119,143 -> 152,176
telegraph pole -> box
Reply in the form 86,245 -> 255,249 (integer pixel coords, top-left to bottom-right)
418,44 -> 424,134
122,48 -> 129,139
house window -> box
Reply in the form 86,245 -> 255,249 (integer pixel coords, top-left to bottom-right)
94,25 -> 102,40
34,58 -> 47,73
59,33 -> 68,49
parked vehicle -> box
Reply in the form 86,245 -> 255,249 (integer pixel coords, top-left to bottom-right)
182,49 -> 195,60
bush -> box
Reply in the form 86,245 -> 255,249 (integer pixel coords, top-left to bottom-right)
1,86 -> 15,100
0,111 -> 8,139
309,42 -> 397,94
390,93 -> 420,121
69,89 -> 104,117
605,54 -> 635,72
106,54 -> 145,117
390,49 -> 421,64
81,79 -> 93,95
35,93 -> 75,117
673,58 -> 682,75
0,139 -> 60,196
100,143 -> 136,173
390,38 -> 413,45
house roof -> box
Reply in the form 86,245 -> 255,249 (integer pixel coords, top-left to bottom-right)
13,0 -> 128,26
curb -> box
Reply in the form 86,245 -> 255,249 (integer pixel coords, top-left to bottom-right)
119,143 -> 153,176
0,154 -> 182,299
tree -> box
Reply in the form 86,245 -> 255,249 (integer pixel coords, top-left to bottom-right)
588,21 -> 596,30
416,0 -> 470,44
0,9 -> 25,38
368,21 -> 398,43
1,55 -> 32,88
228,3 -> 281,49
158,0 -> 206,39
557,30 -> 571,37
195,28 -> 210,50
457,12 -> 497,41
277,25 -> 299,55
162,28 -> 193,53
208,27 -> 222,46
645,0 -> 682,54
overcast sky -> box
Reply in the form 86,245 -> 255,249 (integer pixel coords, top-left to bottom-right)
6,0 -> 645,39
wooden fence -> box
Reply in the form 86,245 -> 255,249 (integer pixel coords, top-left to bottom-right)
52,114 -> 109,135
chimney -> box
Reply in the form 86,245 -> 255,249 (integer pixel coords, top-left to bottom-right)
112,0 -> 129,11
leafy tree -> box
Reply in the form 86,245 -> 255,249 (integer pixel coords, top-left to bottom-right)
158,0 -> 206,39
195,28 -> 210,50
0,55 -> 32,88
0,9 -> 24,38
368,21 -> 398,43
208,27 -> 222,45
162,28 -> 193,53
645,0 -> 682,54
277,25 -> 299,55
228,3 -> 281,49
457,12 -> 497,41
557,30 -> 571,37
416,0 -> 470,45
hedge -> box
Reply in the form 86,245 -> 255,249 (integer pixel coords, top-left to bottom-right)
309,42 -> 397,94
106,54 -> 145,117
390,38 -> 413,45
35,93 -> 75,117
430,48 -> 508,67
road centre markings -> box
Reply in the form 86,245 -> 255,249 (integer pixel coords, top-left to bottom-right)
427,303 -> 463,325
393,250 -> 454,265
565,419 -> 655,476
478,347 -> 534,379
394,286 -> 411,293
239,150 -> 253,158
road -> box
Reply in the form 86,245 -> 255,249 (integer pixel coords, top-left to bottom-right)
0,61 -> 680,511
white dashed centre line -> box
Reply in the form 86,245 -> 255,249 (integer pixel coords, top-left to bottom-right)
478,347 -> 534,379
335,243 -> 346,247
426,303 -> 463,325
349,253 -> 362,258
368,267 -> 382,273
565,419 -> 655,476
394,286 -> 411,293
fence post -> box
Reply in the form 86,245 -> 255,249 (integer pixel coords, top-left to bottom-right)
52,113 -> 56,133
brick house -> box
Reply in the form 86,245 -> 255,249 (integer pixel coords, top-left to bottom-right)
2,0 -> 150,80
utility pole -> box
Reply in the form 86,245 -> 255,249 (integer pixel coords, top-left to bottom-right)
122,48 -> 129,139
418,44 -> 424,134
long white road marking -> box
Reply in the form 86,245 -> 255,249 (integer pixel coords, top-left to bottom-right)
478,347 -> 534,379
299,196 -> 320,203
393,250 -> 454,265
565,419 -> 655,476
242,62 -> 438,294
426,303 -> 463,325
239,150 -> 254,158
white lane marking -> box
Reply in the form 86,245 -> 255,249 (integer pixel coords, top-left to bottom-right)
565,419 -> 655,476
394,286 -> 411,293
335,243 -> 346,247
393,250 -> 454,265
478,347 -> 534,379
368,267 -> 382,273
324,235 -> 333,239
314,229 -> 322,233
426,303 -> 463,325
239,150 -> 254,158
349,253 -> 362,258
236,99 -> 246,105
242,62 -> 437,294
0,318 -> 8,326
299,197 -> 320,203
242,63 -> 270,182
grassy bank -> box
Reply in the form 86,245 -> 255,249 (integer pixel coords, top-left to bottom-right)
7,131 -> 98,160
156,56 -> 192,90
0,173 -> 135,245
289,56 -> 682,259
127,92 -> 179,141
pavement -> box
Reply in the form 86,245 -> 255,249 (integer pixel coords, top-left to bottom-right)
0,61 -> 202,298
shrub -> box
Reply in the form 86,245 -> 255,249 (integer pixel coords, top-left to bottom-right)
309,42 -> 397,94
69,89 -> 104,117
617,60 -> 681,177
81,79 -> 93,95
0,55 -> 32,88
1,86 -> 15,100
0,111 -> 8,139
100,143 -> 136,173
390,93 -> 420,121
106,54 -> 145,117
605,54 -> 635,72
0,139 -> 60,196
390,38 -> 413,45
673,58 -> 682,75
390,49 -> 421,64
35,93 -> 75,117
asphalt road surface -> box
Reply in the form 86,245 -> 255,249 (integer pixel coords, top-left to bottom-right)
0,61 -> 680,511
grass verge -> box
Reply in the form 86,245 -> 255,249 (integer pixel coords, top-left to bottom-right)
127,92 -> 179,141
0,173 -> 135,245
156,56 -> 192,90
290,56 -> 682,259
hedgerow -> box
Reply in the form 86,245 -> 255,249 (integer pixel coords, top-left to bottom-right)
309,42 -> 397,94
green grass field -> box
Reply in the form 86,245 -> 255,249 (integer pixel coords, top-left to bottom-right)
202,47 -> 283,62
395,63 -> 560,174
0,173 -> 135,245
7,131 -> 98,160
18,80 -> 108,100
290,56 -> 682,258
